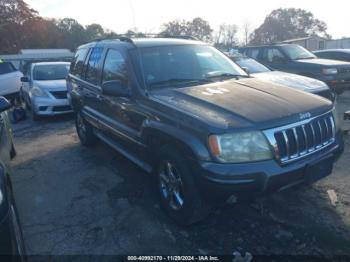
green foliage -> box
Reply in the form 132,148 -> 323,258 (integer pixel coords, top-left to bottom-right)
250,8 -> 330,45
161,17 -> 213,41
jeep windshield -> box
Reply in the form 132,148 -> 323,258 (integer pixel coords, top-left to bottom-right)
138,45 -> 248,88
281,45 -> 317,60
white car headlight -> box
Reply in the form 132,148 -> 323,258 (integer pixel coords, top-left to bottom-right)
31,86 -> 49,97
322,68 -> 338,75
208,131 -> 273,163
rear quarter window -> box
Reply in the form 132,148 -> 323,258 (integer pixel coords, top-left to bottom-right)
70,48 -> 89,78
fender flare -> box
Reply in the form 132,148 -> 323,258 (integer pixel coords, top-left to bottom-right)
141,120 -> 211,162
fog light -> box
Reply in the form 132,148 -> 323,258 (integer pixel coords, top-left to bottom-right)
39,106 -> 48,111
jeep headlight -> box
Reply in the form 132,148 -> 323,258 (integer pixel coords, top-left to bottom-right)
31,86 -> 49,97
322,68 -> 338,75
208,131 -> 273,163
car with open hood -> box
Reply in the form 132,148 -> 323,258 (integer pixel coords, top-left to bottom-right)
239,44 -> 350,94
67,37 -> 344,225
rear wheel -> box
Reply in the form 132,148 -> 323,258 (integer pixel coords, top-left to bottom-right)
75,112 -> 97,146
157,147 -> 210,225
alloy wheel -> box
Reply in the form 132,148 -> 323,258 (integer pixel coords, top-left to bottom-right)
159,161 -> 185,211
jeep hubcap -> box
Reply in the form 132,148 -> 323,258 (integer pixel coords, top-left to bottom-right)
159,161 -> 184,210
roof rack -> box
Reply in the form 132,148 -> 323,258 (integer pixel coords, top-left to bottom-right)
93,36 -> 134,44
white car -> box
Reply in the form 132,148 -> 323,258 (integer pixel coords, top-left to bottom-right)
21,62 -> 72,120
0,61 -> 23,101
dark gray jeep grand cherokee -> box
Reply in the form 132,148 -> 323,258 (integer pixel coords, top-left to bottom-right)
67,37 -> 344,225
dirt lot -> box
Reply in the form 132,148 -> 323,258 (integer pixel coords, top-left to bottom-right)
9,91 -> 350,257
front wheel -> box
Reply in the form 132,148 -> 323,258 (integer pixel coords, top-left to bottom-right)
157,147 -> 210,225
75,112 -> 97,146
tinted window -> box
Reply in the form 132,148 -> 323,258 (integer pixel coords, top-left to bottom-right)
85,47 -> 104,84
264,48 -> 286,63
0,62 -> 16,75
139,45 -> 246,88
71,48 -> 88,77
235,58 -> 270,73
34,64 -> 70,80
102,49 -> 128,86
247,48 -> 260,59
280,45 -> 316,60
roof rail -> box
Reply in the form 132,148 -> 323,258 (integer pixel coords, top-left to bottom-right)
92,36 -> 134,44
158,34 -> 199,40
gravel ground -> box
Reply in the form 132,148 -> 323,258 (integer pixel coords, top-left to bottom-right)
9,91 -> 350,257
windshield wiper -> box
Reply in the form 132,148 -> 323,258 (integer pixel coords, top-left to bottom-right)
206,73 -> 250,80
149,78 -> 213,88
294,56 -> 315,60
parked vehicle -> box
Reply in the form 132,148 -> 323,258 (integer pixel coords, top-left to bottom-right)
0,96 -> 26,257
0,61 -> 23,102
314,49 -> 350,63
227,53 -> 335,101
21,62 -> 72,120
239,44 -> 350,94
68,37 -> 344,225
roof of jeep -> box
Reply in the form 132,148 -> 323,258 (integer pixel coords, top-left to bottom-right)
78,38 -> 207,50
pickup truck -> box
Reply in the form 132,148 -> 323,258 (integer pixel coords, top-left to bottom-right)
0,61 -> 23,101
67,37 -> 344,225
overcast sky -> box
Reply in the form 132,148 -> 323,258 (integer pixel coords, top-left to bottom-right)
26,0 -> 349,41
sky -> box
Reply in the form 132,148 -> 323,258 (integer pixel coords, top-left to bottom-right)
26,0 -> 349,41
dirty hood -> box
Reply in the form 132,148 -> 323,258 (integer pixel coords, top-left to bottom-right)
150,78 -> 333,130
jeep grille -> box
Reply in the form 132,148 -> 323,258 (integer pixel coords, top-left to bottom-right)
263,112 -> 336,164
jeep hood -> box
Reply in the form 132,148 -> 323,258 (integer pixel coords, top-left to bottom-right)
150,78 -> 333,131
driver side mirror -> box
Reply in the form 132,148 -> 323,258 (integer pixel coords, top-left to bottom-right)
101,80 -> 131,97
21,76 -> 29,82
0,96 -> 12,113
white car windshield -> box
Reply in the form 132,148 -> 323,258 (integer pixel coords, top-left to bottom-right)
34,64 -> 69,81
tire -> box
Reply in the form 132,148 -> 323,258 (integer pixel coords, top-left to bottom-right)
156,146 -> 211,225
75,111 -> 97,147
7,183 -> 26,260
32,109 -> 40,121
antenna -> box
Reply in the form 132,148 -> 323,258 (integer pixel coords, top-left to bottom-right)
129,0 -> 137,32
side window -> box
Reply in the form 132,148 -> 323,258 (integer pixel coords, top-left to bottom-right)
102,49 -> 128,88
264,48 -> 286,63
248,48 -> 260,59
71,48 -> 88,77
85,47 -> 104,85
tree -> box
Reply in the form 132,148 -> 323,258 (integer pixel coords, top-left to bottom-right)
250,8 -> 330,45
85,23 -> 105,41
187,17 -> 213,41
161,17 -> 213,41
0,0 -> 38,53
242,21 -> 252,46
56,18 -> 86,50
214,24 -> 238,50
161,19 -> 188,36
